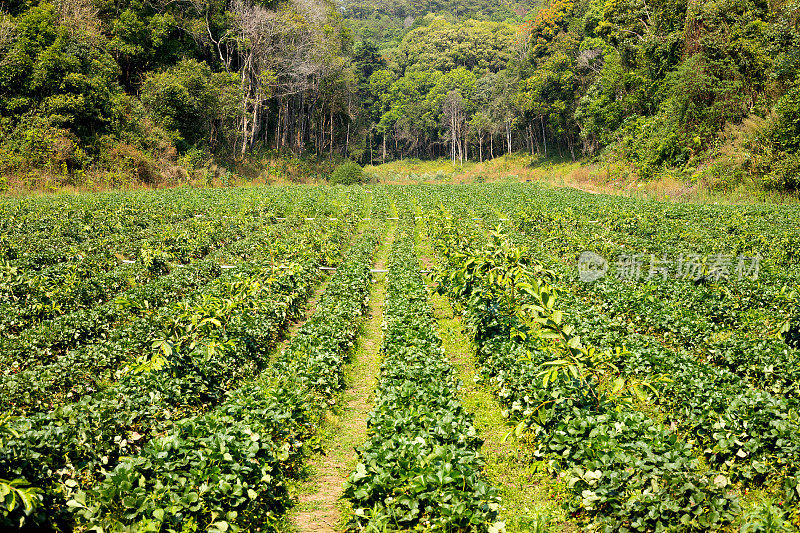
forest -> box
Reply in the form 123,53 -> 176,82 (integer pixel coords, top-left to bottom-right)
0,0 -> 798,191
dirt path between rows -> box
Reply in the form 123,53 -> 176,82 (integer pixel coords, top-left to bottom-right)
291,223 -> 395,533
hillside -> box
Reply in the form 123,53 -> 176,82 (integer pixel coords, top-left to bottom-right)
0,0 -> 798,196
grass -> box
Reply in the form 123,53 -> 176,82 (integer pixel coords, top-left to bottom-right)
288,222 -> 395,533
364,153 -> 800,205
430,296 -> 577,533
414,224 -> 577,533
13,150 -> 798,206
364,153 -> 574,185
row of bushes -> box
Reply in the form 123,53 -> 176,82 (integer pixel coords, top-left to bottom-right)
74,228 -> 380,531
343,226 -> 501,531
430,222 -> 741,531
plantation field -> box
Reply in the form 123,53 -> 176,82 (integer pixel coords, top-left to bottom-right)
1,184 -> 799,532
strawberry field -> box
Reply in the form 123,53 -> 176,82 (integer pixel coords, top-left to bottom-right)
1,185 -> 799,532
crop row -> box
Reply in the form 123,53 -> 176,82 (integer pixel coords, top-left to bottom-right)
0,190 -> 199,267
0,185 -> 363,265
343,228 -> 501,532
491,219 -> 800,403
0,185 -> 373,329
71,227 -> 380,532
419,187 -> 800,522
0,217 -> 358,528
558,292 -> 800,505
1,258 -> 319,528
1,217 -> 335,376
401,184 -> 799,326
429,218 -> 740,531
497,210 -> 800,505
0,210 -> 275,336
0,219 -> 351,416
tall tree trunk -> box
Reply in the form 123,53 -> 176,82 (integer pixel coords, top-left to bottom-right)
452,128 -> 456,166
275,99 -> 281,151
296,95 -> 304,154
248,101 -> 259,152
569,134 -> 575,161
463,127 -> 467,164
317,111 -> 323,157
345,100 -> 350,157
239,53 -> 253,159
540,116 -> 547,157
526,123 -> 533,155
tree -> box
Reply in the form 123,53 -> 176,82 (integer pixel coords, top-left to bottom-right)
489,70 -> 519,155
399,16 -> 516,75
141,59 -> 239,153
468,109 -> 491,161
0,3 -> 121,139
442,89 -> 466,164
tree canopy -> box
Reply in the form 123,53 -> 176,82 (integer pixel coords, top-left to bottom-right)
0,0 -> 798,189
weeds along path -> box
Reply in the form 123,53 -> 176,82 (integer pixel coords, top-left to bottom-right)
416,224 -> 577,532
291,222 -> 396,533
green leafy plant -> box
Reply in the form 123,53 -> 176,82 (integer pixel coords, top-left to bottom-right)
330,161 -> 366,185
740,498 -> 793,533
81,229 -> 380,532
344,227 -> 501,532
1,414 -> 42,526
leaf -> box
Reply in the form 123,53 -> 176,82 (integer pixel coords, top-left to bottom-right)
353,463 -> 368,482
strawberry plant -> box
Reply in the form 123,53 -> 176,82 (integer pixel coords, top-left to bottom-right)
344,226 -> 501,532
429,218 -> 740,531
76,228 -> 380,532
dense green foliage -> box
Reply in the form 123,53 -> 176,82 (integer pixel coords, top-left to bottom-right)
77,229 -> 378,531
432,227 -> 741,530
2,0 -> 800,189
1,184 -> 799,530
0,186 -> 374,529
342,0 -> 800,190
0,0 -> 355,187
402,183 -> 799,529
330,161 -> 366,185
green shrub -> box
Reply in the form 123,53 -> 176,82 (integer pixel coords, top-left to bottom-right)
773,84 -> 800,153
329,161 -> 364,185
